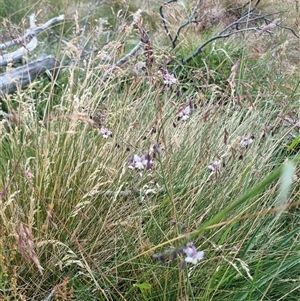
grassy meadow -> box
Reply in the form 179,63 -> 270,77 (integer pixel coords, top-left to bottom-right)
0,0 -> 300,300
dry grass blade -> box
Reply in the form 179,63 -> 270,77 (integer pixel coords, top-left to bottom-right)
17,222 -> 44,275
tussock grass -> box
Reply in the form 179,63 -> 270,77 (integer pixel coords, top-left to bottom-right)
1,0 -> 300,300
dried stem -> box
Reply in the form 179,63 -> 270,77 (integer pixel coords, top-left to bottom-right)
160,0 -> 204,49
160,4 -> 300,69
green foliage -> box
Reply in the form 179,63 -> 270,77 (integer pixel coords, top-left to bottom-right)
0,0 -> 32,22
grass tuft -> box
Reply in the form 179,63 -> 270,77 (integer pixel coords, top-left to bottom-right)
0,0 -> 300,300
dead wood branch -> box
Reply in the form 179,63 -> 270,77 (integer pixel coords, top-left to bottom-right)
0,36 -> 38,67
182,11 -> 299,66
0,55 -> 60,97
0,14 -> 64,97
0,14 -> 64,51
160,0 -> 205,49
159,1 -> 299,70
0,14 -> 64,66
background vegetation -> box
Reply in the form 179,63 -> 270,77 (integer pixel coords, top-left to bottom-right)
0,0 -> 299,300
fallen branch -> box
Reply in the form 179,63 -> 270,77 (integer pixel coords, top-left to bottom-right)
0,55 -> 60,97
0,14 -> 64,51
0,36 -> 38,67
0,14 -> 64,96
0,14 -> 64,66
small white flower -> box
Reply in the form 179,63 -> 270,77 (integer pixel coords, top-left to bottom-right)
134,155 -> 145,170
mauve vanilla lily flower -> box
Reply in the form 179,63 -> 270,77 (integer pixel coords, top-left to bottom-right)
178,105 -> 191,121
23,170 -> 34,178
208,161 -> 220,172
240,136 -> 254,147
129,154 -> 152,170
183,242 -> 204,265
163,72 -> 177,86
100,128 -> 112,139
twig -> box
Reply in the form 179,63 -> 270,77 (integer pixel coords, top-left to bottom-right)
179,9 -> 299,67
261,14 -> 299,38
0,14 -> 64,67
160,0 -> 204,49
227,0 -> 262,15
159,0 -> 178,48
173,18 -> 205,47
181,28 -> 257,65
173,0 -> 203,46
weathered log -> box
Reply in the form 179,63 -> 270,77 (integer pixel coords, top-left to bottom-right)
0,36 -> 38,67
0,55 -> 60,97
0,14 -> 64,97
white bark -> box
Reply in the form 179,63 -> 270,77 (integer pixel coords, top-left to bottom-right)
0,55 -> 60,97
0,14 -> 64,51
0,14 -> 64,96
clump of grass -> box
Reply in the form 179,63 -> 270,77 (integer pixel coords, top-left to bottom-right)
0,0 -> 300,300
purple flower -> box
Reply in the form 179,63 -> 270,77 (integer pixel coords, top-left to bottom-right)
100,128 -> 112,139
208,161 -> 220,172
129,154 -> 152,170
163,72 -> 177,86
183,242 -> 204,265
240,136 -> 254,147
153,242 -> 204,270
23,170 -> 34,178
178,105 -> 191,121
152,143 -> 161,158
